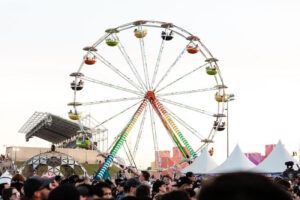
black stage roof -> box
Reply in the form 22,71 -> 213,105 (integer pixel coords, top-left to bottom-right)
19,112 -> 87,144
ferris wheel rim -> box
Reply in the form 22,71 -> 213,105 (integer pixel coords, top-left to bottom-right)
70,20 -> 227,175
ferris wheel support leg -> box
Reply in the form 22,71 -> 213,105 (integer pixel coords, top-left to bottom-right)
154,99 -> 197,159
150,101 -> 189,159
95,100 -> 148,180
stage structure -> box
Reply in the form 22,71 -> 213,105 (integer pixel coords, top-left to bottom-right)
19,112 -> 108,151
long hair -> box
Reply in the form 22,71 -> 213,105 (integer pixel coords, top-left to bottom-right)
2,187 -> 14,200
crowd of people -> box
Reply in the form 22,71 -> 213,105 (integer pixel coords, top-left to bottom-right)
0,170 -> 299,200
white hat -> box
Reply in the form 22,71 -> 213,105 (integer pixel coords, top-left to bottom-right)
0,171 -> 12,185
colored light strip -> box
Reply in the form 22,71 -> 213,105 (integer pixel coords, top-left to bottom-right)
95,100 -> 148,180
154,99 -> 197,159
150,101 -> 188,158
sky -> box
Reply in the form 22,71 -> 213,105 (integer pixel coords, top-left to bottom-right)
1,0 -> 300,168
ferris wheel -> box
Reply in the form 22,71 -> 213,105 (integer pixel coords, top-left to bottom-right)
69,20 -> 228,180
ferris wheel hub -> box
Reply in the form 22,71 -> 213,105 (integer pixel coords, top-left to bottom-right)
146,91 -> 156,101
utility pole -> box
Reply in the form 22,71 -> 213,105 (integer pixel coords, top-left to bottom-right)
226,94 -> 235,158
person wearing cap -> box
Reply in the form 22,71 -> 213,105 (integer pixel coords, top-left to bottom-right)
186,172 -> 196,185
23,176 -> 54,200
124,178 -> 141,197
172,177 -> 193,190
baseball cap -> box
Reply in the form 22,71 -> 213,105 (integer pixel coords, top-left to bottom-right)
172,177 -> 192,187
24,176 -> 54,197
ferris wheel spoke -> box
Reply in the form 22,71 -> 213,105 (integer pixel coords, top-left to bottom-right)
154,99 -> 197,158
93,100 -> 143,129
78,97 -> 143,106
122,144 -> 133,167
150,101 -> 189,159
73,60 -> 86,104
95,100 -> 148,179
133,106 -> 148,159
124,140 -> 138,169
163,105 -> 206,139
81,76 -> 143,96
114,34 -> 147,91
195,143 -> 208,154
156,63 -> 208,93
149,104 -> 161,168
107,133 -> 122,153
158,97 -> 216,117
157,86 -> 220,97
151,38 -> 166,90
195,128 -> 216,154
154,43 -> 190,90
92,51 -> 144,92
92,33 -> 110,47
138,26 -> 151,90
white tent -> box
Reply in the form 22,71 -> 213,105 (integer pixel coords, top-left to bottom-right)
0,171 -> 12,185
252,140 -> 299,173
208,144 -> 255,174
182,147 -> 217,174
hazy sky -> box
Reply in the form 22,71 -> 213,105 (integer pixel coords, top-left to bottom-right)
1,0 -> 300,167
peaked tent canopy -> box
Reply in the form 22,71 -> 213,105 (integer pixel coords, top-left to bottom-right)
208,144 -> 255,174
182,147 -> 218,174
0,171 -> 12,184
252,140 -> 299,173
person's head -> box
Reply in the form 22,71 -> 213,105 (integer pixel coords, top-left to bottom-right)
54,176 -> 62,184
48,184 -> 80,200
10,182 -> 23,195
115,178 -> 123,186
135,184 -> 150,200
2,187 -> 20,200
11,174 -> 25,184
274,178 -> 291,192
124,178 -> 141,196
139,171 -> 150,182
162,175 -> 172,186
76,184 -> 92,200
152,180 -> 166,195
186,172 -> 196,183
198,172 -> 292,200
0,183 -> 10,196
74,175 -> 85,186
161,190 -> 189,200
93,182 -> 112,199
172,177 -> 193,190
105,179 -> 115,190
67,175 -> 79,185
23,176 -> 54,200
117,181 -> 125,194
